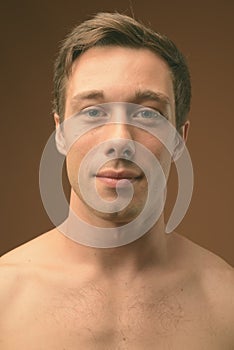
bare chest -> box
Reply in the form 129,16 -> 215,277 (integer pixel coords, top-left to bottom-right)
2,280 -> 221,349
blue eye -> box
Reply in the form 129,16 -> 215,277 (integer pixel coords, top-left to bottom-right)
134,108 -> 163,120
82,107 -> 107,118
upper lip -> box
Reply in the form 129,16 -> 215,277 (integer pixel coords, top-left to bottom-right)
96,169 -> 142,179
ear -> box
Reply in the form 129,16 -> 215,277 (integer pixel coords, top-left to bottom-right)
54,113 -> 67,155
181,120 -> 190,143
172,121 -> 190,162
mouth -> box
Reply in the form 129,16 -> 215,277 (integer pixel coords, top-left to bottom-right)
95,169 -> 143,188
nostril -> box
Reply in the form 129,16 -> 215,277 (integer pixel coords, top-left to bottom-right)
106,148 -> 116,156
104,139 -> 135,160
123,149 -> 132,159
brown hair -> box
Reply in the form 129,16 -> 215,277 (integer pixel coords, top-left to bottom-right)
53,12 -> 191,129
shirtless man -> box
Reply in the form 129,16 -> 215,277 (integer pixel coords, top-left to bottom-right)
1,12 -> 233,350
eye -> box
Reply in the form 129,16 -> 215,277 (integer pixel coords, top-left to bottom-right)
81,107 -> 107,118
133,108 -> 164,120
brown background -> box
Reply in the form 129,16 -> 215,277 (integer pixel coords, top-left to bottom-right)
1,0 -> 233,265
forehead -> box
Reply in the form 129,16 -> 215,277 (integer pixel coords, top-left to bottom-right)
65,46 -> 175,115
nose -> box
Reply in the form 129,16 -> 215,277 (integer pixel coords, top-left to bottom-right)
104,123 -> 135,160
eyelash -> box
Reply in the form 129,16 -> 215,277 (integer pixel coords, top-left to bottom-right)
78,106 -> 166,121
133,108 -> 165,119
82,107 -> 107,118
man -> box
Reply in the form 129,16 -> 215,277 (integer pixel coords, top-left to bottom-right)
1,12 -> 233,349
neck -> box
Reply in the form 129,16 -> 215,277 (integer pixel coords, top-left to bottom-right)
54,190 -> 170,277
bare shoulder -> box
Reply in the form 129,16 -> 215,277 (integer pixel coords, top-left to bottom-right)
0,229 -> 57,264
0,230 -> 56,310
0,258 -> 28,321
177,232 -> 234,297
200,248 -> 234,344
174,233 -> 234,342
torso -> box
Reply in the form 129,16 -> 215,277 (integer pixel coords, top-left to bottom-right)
0,231 -> 233,349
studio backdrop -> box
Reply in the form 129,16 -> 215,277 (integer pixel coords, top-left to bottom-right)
1,0 -> 233,265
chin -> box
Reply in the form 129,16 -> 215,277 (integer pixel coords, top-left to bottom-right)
90,204 -> 143,225
70,184 -> 145,224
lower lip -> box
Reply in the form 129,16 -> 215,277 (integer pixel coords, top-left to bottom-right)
96,176 -> 138,188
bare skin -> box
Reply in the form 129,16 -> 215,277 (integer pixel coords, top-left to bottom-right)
1,47 -> 233,349
0,227 -> 234,349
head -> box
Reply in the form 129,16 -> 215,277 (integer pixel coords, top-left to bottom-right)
53,12 -> 191,131
53,12 -> 191,226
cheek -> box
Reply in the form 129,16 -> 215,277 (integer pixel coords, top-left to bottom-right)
66,129 -> 101,182
142,136 -> 172,176
141,135 -> 167,158
65,141 -> 89,182
67,130 -> 99,162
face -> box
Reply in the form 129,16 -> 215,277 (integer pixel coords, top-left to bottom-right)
55,46 -> 182,226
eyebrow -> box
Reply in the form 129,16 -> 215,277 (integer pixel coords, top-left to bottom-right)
70,89 -> 171,109
134,89 -> 170,105
71,90 -> 105,107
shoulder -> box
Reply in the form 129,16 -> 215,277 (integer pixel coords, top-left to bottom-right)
1,229 -> 56,263
201,258 -> 234,346
200,254 -> 234,322
176,233 -> 234,343
0,260 -> 27,322
0,230 -> 56,308
176,233 -> 234,302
